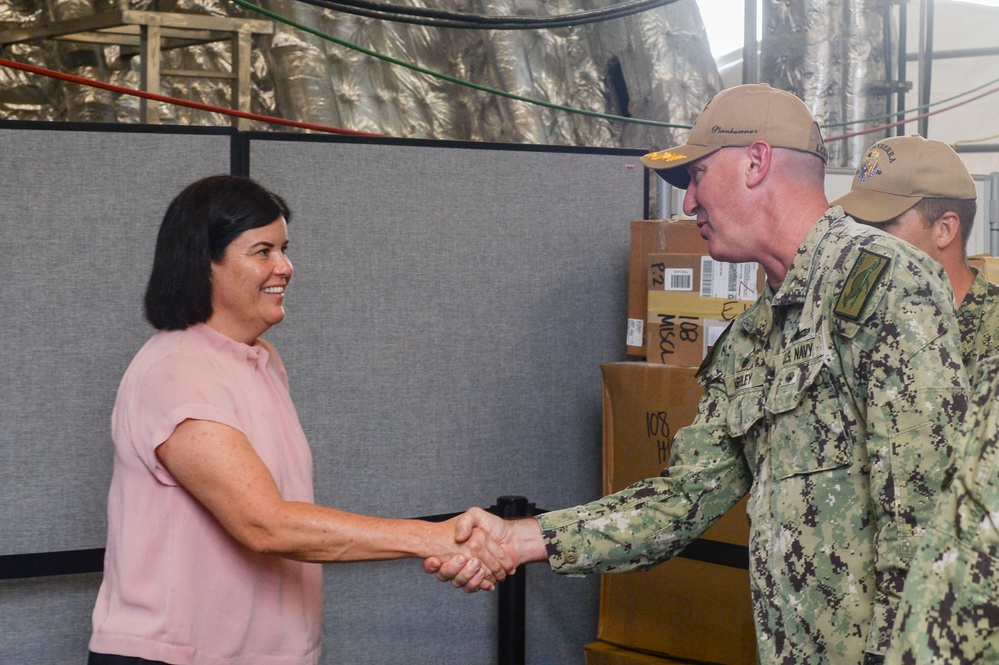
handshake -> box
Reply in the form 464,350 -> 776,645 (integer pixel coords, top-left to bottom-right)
422,507 -> 547,592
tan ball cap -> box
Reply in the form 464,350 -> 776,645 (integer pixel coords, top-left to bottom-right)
640,83 -> 828,189
832,134 -> 977,223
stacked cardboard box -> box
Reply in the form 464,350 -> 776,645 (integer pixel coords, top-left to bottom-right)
628,219 -> 763,367
646,253 -> 765,366
597,363 -> 756,665
594,218 -> 760,665
626,220 -> 705,356
584,640 -> 690,664
970,253 -> 999,284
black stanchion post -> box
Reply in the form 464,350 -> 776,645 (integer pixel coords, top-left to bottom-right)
496,495 -> 529,665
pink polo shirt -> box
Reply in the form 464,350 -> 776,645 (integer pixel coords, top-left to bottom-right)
90,323 -> 323,665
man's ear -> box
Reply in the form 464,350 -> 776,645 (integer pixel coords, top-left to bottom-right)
934,211 -> 962,250
746,140 -> 771,187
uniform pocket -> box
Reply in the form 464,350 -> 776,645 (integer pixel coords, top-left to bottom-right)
726,364 -> 767,438
768,345 -> 854,480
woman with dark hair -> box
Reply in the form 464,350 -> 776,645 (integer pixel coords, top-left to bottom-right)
88,175 -> 512,665
143,174 -> 293,331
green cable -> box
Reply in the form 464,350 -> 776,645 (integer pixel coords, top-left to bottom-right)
233,0 -> 999,136
822,74 -> 999,129
231,0 -> 691,129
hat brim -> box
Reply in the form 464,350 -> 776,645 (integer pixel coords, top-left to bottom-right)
640,144 -> 721,189
831,189 -> 923,224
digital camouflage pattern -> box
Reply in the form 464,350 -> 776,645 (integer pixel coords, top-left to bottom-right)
538,209 -> 969,665
956,269 -> 999,380
886,352 -> 999,665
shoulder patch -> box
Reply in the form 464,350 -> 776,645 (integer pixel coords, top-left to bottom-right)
834,248 -> 891,321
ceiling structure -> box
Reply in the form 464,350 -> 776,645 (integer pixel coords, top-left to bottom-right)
0,0 -> 996,172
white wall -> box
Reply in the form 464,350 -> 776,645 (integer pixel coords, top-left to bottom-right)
905,1 -> 999,177
712,1 -> 999,177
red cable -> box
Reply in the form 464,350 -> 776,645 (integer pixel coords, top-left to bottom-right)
4,55 -> 997,143
824,85 -> 999,142
0,56 -> 383,137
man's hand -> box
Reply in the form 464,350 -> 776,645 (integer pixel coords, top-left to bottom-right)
424,507 -> 547,592
423,514 -> 518,592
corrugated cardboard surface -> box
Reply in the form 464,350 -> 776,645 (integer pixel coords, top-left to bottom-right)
645,289 -> 754,368
645,255 -> 763,367
628,220 -> 706,356
598,363 -> 756,665
601,363 -> 702,490
584,640 -> 690,665
970,254 -> 999,284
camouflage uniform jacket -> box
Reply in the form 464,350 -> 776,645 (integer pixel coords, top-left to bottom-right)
886,352 -> 999,664
537,208 -> 968,665
956,268 -> 999,379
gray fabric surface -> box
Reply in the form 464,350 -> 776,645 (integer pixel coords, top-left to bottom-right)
0,126 -> 232,553
249,139 -> 642,664
0,128 -> 644,664
0,125 -> 230,663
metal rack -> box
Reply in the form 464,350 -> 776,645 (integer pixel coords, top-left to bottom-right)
0,9 -> 273,128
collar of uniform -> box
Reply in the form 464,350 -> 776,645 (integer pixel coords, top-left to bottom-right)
965,267 -> 990,307
771,208 -> 843,308
738,282 -> 776,339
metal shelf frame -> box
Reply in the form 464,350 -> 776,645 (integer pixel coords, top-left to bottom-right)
0,10 -> 273,128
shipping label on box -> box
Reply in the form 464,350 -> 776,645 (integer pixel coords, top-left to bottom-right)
599,363 -> 755,665
702,257 -> 764,300
627,220 -> 706,356
646,254 -> 764,367
650,254 -> 763,300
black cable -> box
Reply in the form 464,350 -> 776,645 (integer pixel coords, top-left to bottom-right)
319,0 -> 678,24
297,0 -> 683,30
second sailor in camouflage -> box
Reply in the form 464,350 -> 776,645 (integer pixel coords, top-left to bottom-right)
833,134 -> 999,380
885,353 -> 999,664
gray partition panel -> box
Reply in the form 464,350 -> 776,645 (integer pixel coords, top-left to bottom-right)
247,137 -> 645,665
0,128 -> 645,665
1,124 -> 232,661
1,124 -> 233,553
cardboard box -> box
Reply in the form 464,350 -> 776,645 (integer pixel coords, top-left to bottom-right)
601,363 -> 703,485
585,640 -> 689,665
598,362 -> 756,665
970,254 -> 999,284
628,220 -> 706,357
646,254 -> 764,367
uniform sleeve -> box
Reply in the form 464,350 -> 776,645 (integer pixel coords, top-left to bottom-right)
537,336 -> 753,575
114,352 -> 243,486
855,249 -> 969,652
886,355 -> 999,665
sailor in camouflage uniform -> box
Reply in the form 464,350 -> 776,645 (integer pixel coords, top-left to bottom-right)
834,134 -> 999,378
427,85 -> 969,665
958,270 -> 999,377
886,350 -> 999,664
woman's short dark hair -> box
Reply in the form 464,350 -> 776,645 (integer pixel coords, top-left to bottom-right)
145,175 -> 292,330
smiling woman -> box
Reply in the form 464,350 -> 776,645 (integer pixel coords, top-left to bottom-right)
87,175 -> 517,665
207,216 -> 293,345
143,176 -> 293,334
